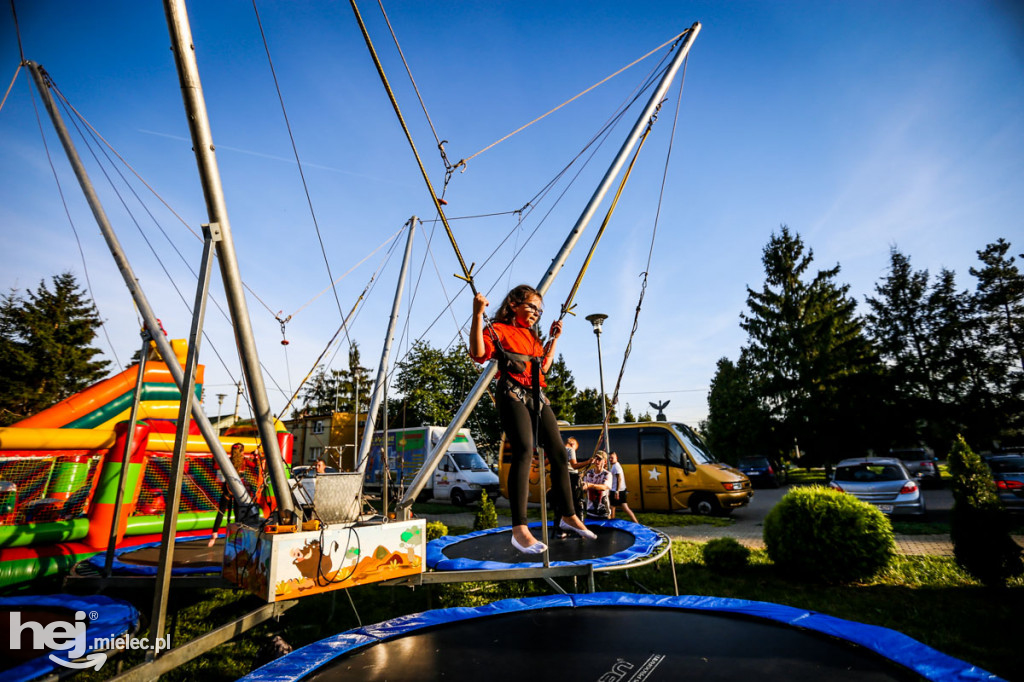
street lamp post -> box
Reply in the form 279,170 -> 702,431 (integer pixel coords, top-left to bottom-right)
585,313 -> 611,452
215,393 -> 227,436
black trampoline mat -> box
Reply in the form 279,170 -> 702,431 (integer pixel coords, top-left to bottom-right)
302,607 -> 922,682
119,538 -> 225,567
0,605 -> 76,669
442,526 -> 639,564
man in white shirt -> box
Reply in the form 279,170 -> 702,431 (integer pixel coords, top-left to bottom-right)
608,452 -> 638,523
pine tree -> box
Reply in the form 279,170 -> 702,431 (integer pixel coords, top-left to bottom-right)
739,227 -> 879,463
970,239 -> 1024,375
0,272 -> 109,424
703,353 -> 772,462
544,353 -> 577,422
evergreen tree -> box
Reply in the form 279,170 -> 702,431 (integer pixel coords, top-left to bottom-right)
927,269 -> 999,444
739,227 -> 879,464
702,353 -> 772,461
574,387 -> 616,425
0,272 -> 109,425
295,343 -> 373,418
544,353 -> 578,422
970,239 -> 1024,375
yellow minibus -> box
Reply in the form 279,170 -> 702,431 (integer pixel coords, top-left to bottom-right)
500,421 -> 752,515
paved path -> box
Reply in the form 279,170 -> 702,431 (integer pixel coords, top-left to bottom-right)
420,511 -> 960,556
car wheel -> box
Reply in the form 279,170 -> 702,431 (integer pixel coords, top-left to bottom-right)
689,494 -> 719,516
415,489 -> 432,504
450,489 -> 466,507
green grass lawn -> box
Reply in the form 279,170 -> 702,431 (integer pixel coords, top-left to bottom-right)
80,536 -> 1021,682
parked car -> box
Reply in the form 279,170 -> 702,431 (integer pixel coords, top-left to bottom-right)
736,456 -> 781,488
981,454 -> 1024,512
889,447 -> 941,487
828,457 -> 926,516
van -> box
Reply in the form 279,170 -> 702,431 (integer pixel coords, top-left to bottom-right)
501,421 -> 752,515
364,426 -> 499,506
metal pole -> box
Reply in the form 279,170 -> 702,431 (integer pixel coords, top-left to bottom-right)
163,0 -> 294,523
24,61 -> 253,512
103,331 -> 151,577
356,218 -> 417,475
397,22 -> 702,511
148,222 -> 219,662
595,326 -> 610,451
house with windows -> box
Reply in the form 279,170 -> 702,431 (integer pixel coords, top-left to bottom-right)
285,412 -> 368,469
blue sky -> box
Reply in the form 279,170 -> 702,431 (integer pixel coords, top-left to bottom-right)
2,1 -> 1022,427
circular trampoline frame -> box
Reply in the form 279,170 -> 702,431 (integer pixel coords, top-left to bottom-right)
426,519 -> 671,572
238,592 -> 997,682
86,533 -> 225,576
1,593 -> 139,682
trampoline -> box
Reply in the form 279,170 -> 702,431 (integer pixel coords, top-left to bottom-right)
86,534 -> 225,576
239,592 -> 998,682
427,520 -> 667,571
0,593 -> 139,682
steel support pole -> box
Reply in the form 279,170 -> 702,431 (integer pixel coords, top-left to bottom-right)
398,22 -> 701,511
25,61 -> 253,512
596,329 -> 610,451
163,0 -> 293,523
147,222 -> 218,662
356,218 -> 417,479
102,331 -> 151,577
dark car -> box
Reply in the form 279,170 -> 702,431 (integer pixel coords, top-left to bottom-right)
736,456 -> 781,488
981,454 -> 1024,512
889,447 -> 941,487
828,457 -> 926,516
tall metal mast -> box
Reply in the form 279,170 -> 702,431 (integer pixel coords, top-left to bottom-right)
356,217 -> 418,478
24,61 -> 254,512
163,0 -> 294,522
399,22 -> 702,511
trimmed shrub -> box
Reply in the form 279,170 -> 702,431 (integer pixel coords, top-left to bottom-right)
702,537 -> 750,573
474,492 -> 498,531
426,520 -> 448,541
763,485 -> 894,584
948,435 -> 1023,587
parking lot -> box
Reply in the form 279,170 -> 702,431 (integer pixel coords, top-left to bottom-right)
663,482 -> 960,555
430,483 -> 970,556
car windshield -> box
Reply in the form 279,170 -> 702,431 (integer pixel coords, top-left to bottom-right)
452,452 -> 490,471
835,464 -> 905,482
673,423 -> 718,464
738,457 -> 769,467
989,456 -> 1024,474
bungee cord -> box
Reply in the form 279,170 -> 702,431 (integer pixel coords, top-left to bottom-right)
451,29 -> 692,173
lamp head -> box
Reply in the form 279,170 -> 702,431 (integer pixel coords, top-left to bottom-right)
585,313 -> 608,334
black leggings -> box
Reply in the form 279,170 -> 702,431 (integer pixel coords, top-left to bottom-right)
211,484 -> 235,535
501,395 -> 574,526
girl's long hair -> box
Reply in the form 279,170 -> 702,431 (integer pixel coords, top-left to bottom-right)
494,284 -> 543,337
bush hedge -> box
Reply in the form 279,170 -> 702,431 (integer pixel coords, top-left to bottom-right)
948,435 -> 1023,587
763,485 -> 894,584
702,537 -> 750,573
474,492 -> 498,531
426,520 -> 448,541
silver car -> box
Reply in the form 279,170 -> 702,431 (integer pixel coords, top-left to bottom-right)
889,447 -> 941,487
829,458 -> 926,516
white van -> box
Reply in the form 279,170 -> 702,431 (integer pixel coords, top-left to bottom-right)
365,426 -> 499,506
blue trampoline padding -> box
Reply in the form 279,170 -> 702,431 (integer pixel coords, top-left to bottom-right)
239,592 -> 1001,682
426,519 -> 661,570
2,593 -> 139,682
86,533 -> 223,576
